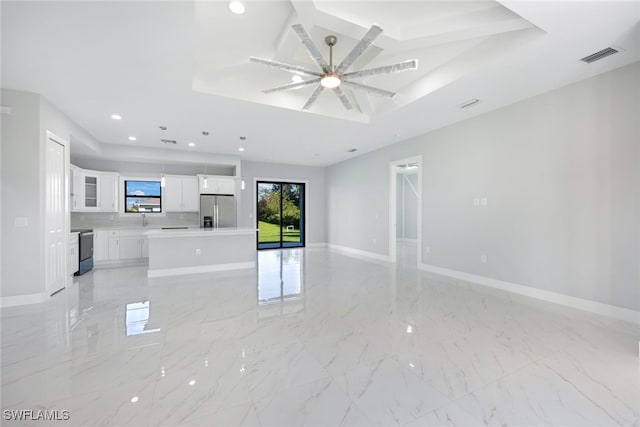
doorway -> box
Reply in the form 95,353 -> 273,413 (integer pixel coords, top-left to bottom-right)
389,156 -> 422,268
256,181 -> 305,250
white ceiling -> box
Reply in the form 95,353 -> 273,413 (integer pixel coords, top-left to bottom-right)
2,1 -> 639,167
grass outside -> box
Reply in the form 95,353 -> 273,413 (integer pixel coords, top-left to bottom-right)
258,220 -> 300,243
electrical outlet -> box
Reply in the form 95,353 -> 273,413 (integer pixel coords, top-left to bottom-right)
481,254 -> 487,263
473,198 -> 480,206
196,248 -> 201,256
481,197 -> 488,206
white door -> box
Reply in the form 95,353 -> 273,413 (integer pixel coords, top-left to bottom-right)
46,137 -> 66,295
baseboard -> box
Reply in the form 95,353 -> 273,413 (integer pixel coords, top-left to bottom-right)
94,258 -> 149,270
327,243 -> 392,263
419,263 -> 640,325
148,261 -> 256,278
1,292 -> 46,308
306,242 -> 327,248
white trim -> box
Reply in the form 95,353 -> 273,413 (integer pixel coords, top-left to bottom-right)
1,293 -> 46,308
327,243 -> 392,263
94,258 -> 149,270
253,177 -> 310,247
148,261 -> 256,278
306,242 -> 327,248
419,263 -> 640,325
389,155 -> 422,267
397,238 -> 418,243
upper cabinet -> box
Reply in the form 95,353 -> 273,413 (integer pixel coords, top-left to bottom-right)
71,165 -> 119,212
198,175 -> 236,195
163,175 -> 199,212
99,173 -> 118,212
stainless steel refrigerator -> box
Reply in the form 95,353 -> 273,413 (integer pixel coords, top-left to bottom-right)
200,195 -> 236,228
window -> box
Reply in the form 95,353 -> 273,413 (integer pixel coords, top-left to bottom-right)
124,180 -> 162,213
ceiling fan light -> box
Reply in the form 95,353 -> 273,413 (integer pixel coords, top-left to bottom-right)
320,74 -> 341,89
228,1 -> 245,14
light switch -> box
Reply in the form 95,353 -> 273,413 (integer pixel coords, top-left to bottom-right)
14,217 -> 28,227
481,254 -> 487,263
473,198 -> 480,206
481,197 -> 488,206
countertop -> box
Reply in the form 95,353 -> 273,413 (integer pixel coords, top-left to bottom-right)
145,227 -> 257,239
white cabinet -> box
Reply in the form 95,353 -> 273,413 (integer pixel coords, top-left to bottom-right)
182,177 -> 200,210
98,173 -> 118,212
94,229 -> 148,264
118,236 -> 141,259
83,173 -> 99,209
217,178 -> 235,195
108,233 -> 119,260
198,175 -> 236,195
164,175 -> 199,212
68,233 -> 79,276
70,166 -> 84,212
94,230 -> 110,262
70,165 -> 119,213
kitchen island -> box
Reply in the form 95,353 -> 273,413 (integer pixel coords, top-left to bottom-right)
145,228 -> 257,277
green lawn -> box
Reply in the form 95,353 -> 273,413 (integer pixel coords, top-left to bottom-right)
258,220 -> 300,243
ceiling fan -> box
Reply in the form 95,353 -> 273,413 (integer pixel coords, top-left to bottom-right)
249,24 -> 418,111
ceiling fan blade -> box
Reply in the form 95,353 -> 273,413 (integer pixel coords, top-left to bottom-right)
262,78 -> 321,94
249,57 -> 322,77
342,81 -> 397,99
336,25 -> 383,74
343,60 -> 418,79
302,84 -> 324,110
332,86 -> 353,110
291,24 -> 330,73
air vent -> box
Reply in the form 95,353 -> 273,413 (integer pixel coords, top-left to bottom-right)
580,47 -> 618,64
458,99 -> 480,109
161,139 -> 177,144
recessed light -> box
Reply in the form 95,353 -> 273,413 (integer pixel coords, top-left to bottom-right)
188,142 -> 195,147
128,136 -> 137,141
159,126 -> 167,131
202,131 -> 209,136
238,147 -> 245,152
111,114 -> 122,120
228,1 -> 245,14
291,75 -> 303,84
130,396 -> 139,403
239,136 -> 246,140
188,379 -> 196,386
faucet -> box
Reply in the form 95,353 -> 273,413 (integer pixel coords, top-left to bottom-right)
142,213 -> 149,227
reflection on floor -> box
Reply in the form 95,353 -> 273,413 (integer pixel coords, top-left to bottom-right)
2,248 -> 638,426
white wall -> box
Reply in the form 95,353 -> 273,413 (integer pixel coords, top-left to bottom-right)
240,160 -> 326,245
327,62 -> 640,311
1,89 -> 106,302
1,89 -> 43,298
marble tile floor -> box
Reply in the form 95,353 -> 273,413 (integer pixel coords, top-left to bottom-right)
1,246 -> 638,426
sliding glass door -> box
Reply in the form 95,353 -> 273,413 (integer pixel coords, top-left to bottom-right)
257,181 -> 305,250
